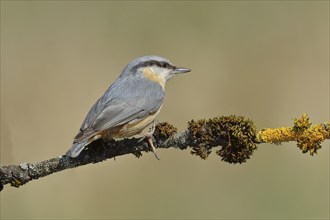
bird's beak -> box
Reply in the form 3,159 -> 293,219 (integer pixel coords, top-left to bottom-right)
172,67 -> 191,74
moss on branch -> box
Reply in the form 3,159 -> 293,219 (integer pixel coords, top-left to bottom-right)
0,113 -> 329,191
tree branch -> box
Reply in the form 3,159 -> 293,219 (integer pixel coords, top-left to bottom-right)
1,114 -> 329,192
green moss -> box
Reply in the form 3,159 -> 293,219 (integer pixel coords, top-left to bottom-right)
188,115 -> 258,163
10,178 -> 22,187
154,122 -> 178,139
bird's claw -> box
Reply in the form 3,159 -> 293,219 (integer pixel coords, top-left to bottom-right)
138,121 -> 160,160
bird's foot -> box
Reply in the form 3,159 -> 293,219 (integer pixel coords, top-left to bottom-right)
138,121 -> 160,160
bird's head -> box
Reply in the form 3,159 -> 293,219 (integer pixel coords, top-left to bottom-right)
122,55 -> 191,88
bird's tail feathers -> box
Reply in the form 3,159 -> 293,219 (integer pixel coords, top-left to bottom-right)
66,140 -> 89,158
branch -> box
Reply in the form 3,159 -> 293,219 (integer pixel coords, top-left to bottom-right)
1,114 -> 329,191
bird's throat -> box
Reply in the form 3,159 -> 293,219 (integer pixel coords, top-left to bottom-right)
142,67 -> 166,89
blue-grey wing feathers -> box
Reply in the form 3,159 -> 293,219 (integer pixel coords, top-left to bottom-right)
66,75 -> 164,158
67,140 -> 89,158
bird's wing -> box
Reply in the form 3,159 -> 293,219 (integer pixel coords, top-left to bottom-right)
93,97 -> 159,131
74,80 -> 164,143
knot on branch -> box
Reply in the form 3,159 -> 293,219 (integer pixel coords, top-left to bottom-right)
188,115 -> 258,163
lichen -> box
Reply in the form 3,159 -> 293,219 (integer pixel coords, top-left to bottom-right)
257,127 -> 294,144
296,123 -> 328,155
293,113 -> 312,132
188,115 -> 258,163
257,114 -> 330,155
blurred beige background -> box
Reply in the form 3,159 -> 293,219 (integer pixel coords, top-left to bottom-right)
1,1 -> 329,219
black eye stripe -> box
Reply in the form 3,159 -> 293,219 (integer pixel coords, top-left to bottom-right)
133,60 -> 175,71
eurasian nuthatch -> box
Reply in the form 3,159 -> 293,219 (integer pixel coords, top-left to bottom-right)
66,55 -> 190,159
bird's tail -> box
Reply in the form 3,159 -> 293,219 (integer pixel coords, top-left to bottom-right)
66,140 -> 89,158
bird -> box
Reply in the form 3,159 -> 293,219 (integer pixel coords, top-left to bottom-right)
66,55 -> 191,159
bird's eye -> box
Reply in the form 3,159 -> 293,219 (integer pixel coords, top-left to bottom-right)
161,62 -> 168,68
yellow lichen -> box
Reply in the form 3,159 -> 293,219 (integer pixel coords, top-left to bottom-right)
257,127 -> 294,144
293,113 -> 312,132
257,114 -> 329,155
